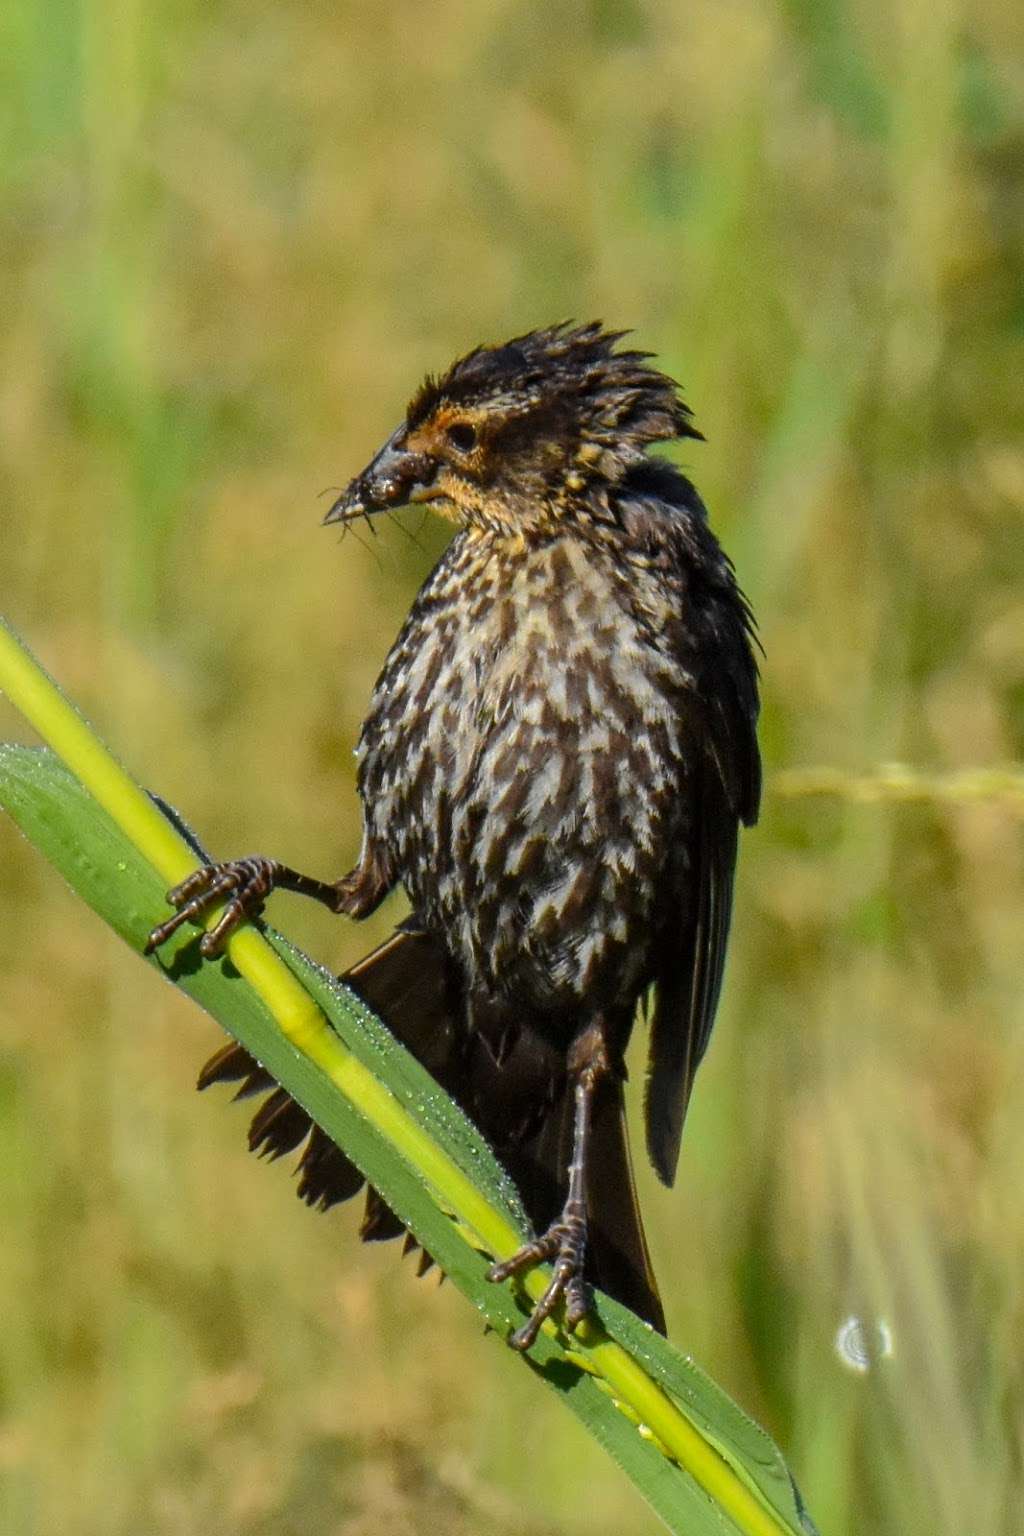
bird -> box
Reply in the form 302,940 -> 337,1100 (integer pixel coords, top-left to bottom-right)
145,322 -> 761,1351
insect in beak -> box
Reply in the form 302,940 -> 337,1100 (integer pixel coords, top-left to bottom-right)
323,429 -> 439,525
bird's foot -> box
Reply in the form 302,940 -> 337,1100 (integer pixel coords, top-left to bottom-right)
144,856 -> 281,958
487,1212 -> 591,1352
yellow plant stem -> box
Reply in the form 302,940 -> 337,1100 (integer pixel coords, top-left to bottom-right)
0,615 -> 790,1536
773,762 -> 1024,813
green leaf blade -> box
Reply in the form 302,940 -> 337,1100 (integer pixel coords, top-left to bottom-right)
0,727 -> 816,1536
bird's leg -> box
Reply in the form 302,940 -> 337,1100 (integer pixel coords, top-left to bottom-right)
144,843 -> 392,958
488,1019 -> 613,1352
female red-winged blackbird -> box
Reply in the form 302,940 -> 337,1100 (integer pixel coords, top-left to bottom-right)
147,323 -> 761,1350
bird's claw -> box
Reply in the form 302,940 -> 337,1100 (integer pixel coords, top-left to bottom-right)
144,856 -> 279,958
487,1216 -> 591,1351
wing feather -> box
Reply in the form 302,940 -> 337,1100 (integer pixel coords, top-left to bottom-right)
644,563 -> 761,1188
644,758 -> 739,1185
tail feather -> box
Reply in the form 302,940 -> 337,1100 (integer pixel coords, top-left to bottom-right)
248,1088 -> 311,1160
586,1077 -> 665,1334
297,1126 -> 364,1211
199,1041 -> 274,1099
198,927 -> 665,1333
359,1188 -> 406,1243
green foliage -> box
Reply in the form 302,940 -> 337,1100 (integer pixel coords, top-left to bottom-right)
0,715 -> 813,1536
1,0 -> 1022,1532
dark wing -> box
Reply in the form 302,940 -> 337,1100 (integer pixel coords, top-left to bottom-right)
643,512 -> 761,1187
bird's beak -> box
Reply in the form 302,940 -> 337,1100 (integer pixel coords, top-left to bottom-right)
323,429 -> 439,525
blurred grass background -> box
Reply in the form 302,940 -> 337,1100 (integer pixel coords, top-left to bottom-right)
1,1 -> 1022,1532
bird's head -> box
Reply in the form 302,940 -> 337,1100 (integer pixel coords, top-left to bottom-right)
324,322 -> 701,536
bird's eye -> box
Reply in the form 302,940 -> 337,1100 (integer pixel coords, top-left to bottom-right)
446,422 -> 477,453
